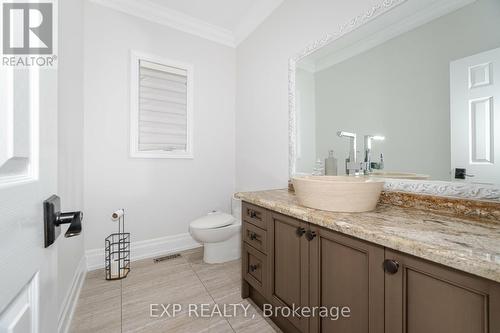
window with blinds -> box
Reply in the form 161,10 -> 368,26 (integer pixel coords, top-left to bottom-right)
130,51 -> 193,158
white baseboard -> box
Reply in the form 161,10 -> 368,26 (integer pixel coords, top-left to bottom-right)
85,233 -> 201,271
58,256 -> 87,333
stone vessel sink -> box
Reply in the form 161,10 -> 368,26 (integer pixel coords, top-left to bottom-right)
292,176 -> 385,212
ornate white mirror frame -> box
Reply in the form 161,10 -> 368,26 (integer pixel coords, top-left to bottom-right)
288,0 -> 500,202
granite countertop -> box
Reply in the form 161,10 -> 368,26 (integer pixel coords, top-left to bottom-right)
235,189 -> 500,283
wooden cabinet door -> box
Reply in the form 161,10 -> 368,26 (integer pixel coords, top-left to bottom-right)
269,212 -> 310,332
385,249 -> 500,333
309,226 -> 385,333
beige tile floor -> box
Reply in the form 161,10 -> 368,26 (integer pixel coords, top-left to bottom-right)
70,248 -> 280,333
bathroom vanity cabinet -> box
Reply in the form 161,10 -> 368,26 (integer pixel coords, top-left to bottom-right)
241,201 -> 500,333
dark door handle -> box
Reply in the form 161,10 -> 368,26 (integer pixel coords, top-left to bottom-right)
249,264 -> 259,272
58,211 -> 83,237
44,195 -> 83,248
383,259 -> 400,274
296,227 -> 306,237
305,230 -> 316,241
454,168 -> 475,179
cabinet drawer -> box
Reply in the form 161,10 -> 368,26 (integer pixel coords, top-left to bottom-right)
243,243 -> 268,295
243,222 -> 267,253
242,202 -> 267,230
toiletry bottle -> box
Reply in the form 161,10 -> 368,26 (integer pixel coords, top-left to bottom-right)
325,150 -> 338,176
379,153 -> 384,170
312,159 -> 325,176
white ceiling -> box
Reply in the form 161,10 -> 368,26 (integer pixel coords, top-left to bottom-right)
148,0 -> 255,31
91,0 -> 284,47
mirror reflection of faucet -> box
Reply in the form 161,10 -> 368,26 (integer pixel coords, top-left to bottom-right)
363,135 -> 385,175
337,131 -> 385,176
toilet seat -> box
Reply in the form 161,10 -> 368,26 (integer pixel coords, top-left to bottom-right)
190,211 -> 235,230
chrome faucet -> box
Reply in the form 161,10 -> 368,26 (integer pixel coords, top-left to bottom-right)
337,131 -> 362,175
363,135 -> 385,175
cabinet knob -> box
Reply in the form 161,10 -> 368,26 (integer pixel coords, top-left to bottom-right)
249,232 -> 258,240
249,264 -> 259,272
305,230 -> 317,241
383,259 -> 400,274
296,227 -> 306,237
249,210 -> 257,218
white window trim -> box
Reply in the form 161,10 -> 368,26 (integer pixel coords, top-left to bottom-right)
130,50 -> 194,159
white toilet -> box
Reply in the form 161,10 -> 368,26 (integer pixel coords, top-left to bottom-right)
189,198 -> 241,264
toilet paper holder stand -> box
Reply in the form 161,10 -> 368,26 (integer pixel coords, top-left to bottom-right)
105,208 -> 130,280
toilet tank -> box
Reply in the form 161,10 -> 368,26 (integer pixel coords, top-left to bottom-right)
231,196 -> 242,220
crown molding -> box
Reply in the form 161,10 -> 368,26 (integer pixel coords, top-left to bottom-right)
89,0 -> 236,47
88,0 -> 284,48
234,0 -> 284,45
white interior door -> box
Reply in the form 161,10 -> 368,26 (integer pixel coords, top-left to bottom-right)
450,47 -> 500,184
0,65 -> 59,332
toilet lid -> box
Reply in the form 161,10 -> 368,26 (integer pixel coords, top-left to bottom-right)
190,211 -> 236,229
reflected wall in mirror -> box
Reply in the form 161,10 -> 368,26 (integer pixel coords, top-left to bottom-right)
293,0 -> 500,186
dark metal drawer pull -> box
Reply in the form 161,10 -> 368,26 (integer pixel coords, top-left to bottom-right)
249,264 -> 259,272
296,227 -> 306,237
249,232 -> 259,240
305,230 -> 316,241
383,259 -> 399,274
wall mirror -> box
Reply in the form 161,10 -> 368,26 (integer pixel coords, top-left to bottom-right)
289,0 -> 500,200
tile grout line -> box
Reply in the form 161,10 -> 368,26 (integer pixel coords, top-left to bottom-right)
184,256 -> 237,333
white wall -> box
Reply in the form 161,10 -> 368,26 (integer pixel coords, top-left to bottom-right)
235,0 -> 376,191
83,2 -> 236,251
57,0 -> 85,322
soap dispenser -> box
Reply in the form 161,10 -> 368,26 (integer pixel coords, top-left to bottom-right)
324,150 -> 338,176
